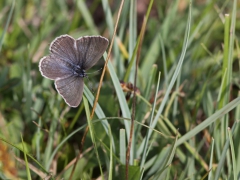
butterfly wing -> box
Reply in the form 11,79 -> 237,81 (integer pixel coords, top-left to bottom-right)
39,34 -> 79,80
50,34 -> 78,65
55,75 -> 84,107
76,36 -> 109,70
39,54 -> 75,80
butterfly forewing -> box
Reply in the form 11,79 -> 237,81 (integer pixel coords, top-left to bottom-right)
76,36 -> 109,70
50,35 -> 79,65
39,54 -> 74,80
55,75 -> 84,107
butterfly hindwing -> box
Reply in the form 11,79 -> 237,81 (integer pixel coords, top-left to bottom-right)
76,36 -> 109,70
55,75 -> 84,107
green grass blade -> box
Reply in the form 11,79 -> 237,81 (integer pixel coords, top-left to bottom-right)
22,46 -> 33,122
83,85 -> 116,151
235,93 -> 240,174
158,133 -> 178,179
120,129 -> 126,164
159,34 -> 168,86
217,14 -> 230,150
128,0 -> 137,81
108,124 -> 113,180
140,72 -> 161,168
140,33 -> 161,78
76,0 -> 98,34
36,118 -> 42,161
0,0 -> 15,52
214,121 -> 238,180
83,96 -> 104,179
135,64 -> 157,146
101,0 -> 114,35
101,0 -> 123,76
45,118 -> 58,170
208,138 -> 214,180
104,53 -> 131,136
228,127 -> 237,180
21,135 -> 32,180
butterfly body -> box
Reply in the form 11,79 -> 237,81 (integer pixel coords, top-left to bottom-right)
39,34 -> 109,107
72,65 -> 86,78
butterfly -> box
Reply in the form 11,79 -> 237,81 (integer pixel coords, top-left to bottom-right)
39,34 -> 109,107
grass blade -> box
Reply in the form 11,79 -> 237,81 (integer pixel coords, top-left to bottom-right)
21,135 -> 32,180
83,96 -> 104,179
120,129 -> 126,164
228,127 -> 237,180
0,0 -> 15,52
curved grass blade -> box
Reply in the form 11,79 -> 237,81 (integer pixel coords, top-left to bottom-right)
104,53 -> 131,136
140,72 -> 161,168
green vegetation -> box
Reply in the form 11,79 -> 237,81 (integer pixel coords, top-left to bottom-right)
0,0 -> 239,179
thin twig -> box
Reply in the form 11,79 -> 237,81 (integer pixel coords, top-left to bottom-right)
90,0 -> 125,119
13,154 -> 48,178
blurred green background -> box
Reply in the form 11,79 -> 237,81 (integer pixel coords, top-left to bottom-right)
0,0 -> 240,179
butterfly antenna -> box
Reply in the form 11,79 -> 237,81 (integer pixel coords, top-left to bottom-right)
85,68 -> 102,76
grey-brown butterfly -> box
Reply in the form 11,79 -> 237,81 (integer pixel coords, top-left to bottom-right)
39,34 -> 109,107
